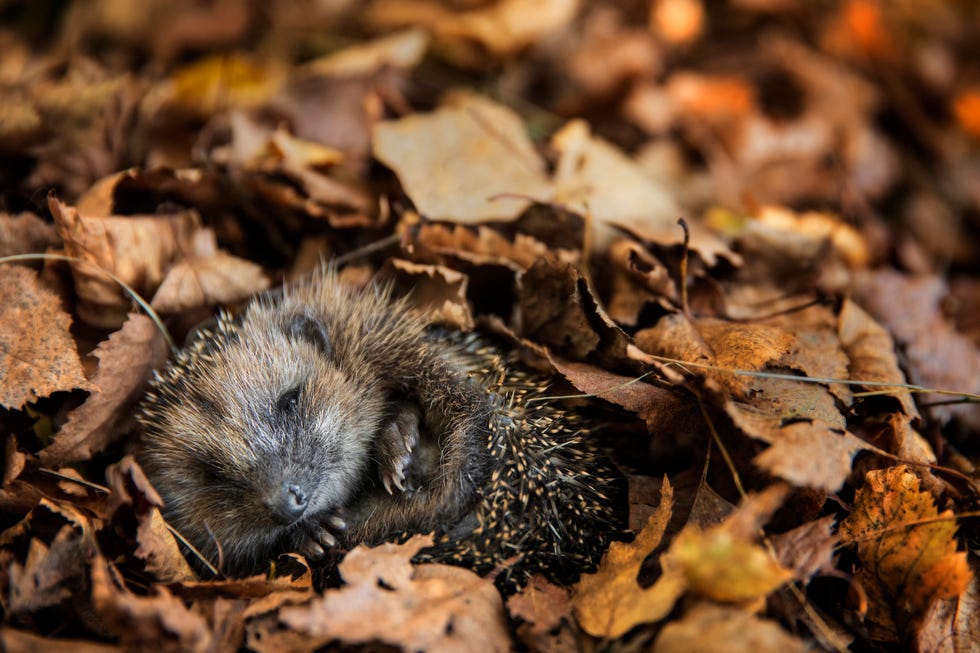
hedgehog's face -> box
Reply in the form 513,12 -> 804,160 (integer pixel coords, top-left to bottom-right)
137,310 -> 388,576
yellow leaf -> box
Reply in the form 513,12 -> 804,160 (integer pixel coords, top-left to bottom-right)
840,465 -> 972,637
573,478 -> 680,638
666,527 -> 792,603
170,54 -> 283,116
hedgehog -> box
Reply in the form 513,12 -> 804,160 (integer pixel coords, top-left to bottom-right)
136,269 -> 621,587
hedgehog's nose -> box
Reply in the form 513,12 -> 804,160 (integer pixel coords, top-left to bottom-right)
269,482 -> 309,523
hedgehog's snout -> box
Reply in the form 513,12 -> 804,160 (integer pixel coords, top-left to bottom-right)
266,480 -> 310,524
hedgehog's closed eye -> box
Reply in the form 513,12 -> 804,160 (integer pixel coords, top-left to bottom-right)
275,387 -> 301,414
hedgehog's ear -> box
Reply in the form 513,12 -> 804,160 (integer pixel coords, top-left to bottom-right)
284,312 -> 331,355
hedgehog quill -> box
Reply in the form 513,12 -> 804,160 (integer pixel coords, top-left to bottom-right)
136,270 -> 621,587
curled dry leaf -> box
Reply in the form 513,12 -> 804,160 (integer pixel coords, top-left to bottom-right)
383,259 -> 474,330
0,265 -> 93,409
840,465 -> 972,641
104,457 -> 196,583
770,514 -> 838,582
6,500 -> 97,617
49,196 -> 197,328
279,535 -> 509,653
39,314 -> 169,466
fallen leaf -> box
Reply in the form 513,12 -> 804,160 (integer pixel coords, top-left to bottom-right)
0,265 -> 93,409
662,485 -> 792,603
167,53 -> 285,117
0,628 -> 122,653
770,515 -> 838,582
383,259 -> 474,330
49,196 -> 198,328
366,0 -> 581,58
840,465 -> 972,640
104,457 -> 196,583
280,536 -> 509,652
39,314 -> 169,466
90,555 -> 213,652
507,575 -> 572,636
573,478 -> 678,638
652,602 -> 807,653
373,93 -> 551,223
150,229 -> 269,313
0,212 -> 60,258
550,120 -> 734,264
6,500 -> 97,617
302,29 -> 429,78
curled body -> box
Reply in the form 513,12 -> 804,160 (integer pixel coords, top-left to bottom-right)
137,271 -> 619,585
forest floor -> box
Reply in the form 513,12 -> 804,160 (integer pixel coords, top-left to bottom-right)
1,1 -> 979,651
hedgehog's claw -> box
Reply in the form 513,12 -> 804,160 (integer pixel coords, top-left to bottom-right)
377,402 -> 420,495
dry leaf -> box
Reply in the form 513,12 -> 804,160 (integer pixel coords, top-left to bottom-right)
373,93 -> 550,223
383,259 -> 474,330
167,53 -> 285,116
507,575 -> 572,636
573,478 -> 679,638
90,555 -> 212,652
280,536 -> 509,652
104,457 -> 196,583
366,0 -> 580,58
303,29 -> 429,78
150,229 -> 269,313
652,602 -> 807,653
0,212 -> 60,258
0,629 -> 121,653
770,515 -> 838,582
39,314 -> 169,466
840,465 -> 972,640
49,196 -> 198,328
0,265 -> 93,409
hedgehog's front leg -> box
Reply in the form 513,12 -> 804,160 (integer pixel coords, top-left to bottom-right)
298,512 -> 348,560
376,402 -> 421,495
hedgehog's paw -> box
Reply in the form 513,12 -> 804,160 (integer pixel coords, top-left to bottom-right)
377,402 -> 420,495
298,513 -> 347,560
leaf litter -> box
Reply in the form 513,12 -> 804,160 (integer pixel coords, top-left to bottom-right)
1,1 -> 979,651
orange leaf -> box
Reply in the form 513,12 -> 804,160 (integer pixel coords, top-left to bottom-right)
840,466 -> 972,637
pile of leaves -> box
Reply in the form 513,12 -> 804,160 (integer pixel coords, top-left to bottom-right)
1,1 -> 979,651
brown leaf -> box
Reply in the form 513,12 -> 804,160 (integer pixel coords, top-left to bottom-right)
838,298 -> 937,463
0,628 -> 122,653
39,314 -> 169,466
49,197 -> 198,328
91,555 -> 212,653
855,271 -> 980,430
770,515 -> 838,582
550,120 -> 734,265
840,465 -> 972,640
915,562 -> 980,653
507,575 -> 572,636
150,229 -> 269,313
373,93 -> 551,223
0,212 -> 60,258
104,457 -> 196,583
0,264 -> 93,409
366,0 -> 580,58
6,500 -> 97,617
383,259 -> 475,330
280,536 -> 509,652
652,602 -> 807,653
573,478 -> 679,638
